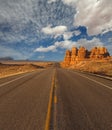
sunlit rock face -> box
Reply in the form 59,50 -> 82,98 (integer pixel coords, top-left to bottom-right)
63,50 -> 71,66
77,47 -> 87,60
61,46 -> 110,67
90,47 -> 110,59
70,47 -> 77,65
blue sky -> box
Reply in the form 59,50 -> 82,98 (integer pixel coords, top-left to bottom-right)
0,0 -> 112,61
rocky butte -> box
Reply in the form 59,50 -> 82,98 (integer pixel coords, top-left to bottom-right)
61,46 -> 111,67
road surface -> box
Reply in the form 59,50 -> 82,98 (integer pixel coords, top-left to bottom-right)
0,69 -> 53,130
55,68 -> 112,130
0,67 -> 112,130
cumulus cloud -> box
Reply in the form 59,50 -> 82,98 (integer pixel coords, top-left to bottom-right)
63,32 -> 73,40
55,40 -> 75,49
41,25 -> 67,36
76,37 -> 103,50
34,40 -> 75,52
55,37 -> 103,50
34,45 -> 57,52
34,37 -> 103,52
62,0 -> 112,35
42,26 -> 81,41
63,29 -> 81,40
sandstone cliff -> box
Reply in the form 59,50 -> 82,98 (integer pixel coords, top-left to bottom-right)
61,46 -> 110,67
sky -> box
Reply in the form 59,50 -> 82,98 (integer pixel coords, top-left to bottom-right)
0,0 -> 112,61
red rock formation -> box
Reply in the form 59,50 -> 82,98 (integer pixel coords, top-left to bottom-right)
90,47 -> 110,59
77,46 -> 87,60
63,50 -> 71,66
70,47 -> 77,65
62,46 -> 110,67
90,47 -> 98,59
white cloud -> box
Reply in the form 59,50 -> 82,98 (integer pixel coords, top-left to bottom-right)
41,25 -> 81,40
34,45 -> 57,52
34,37 -> 103,52
55,40 -> 75,49
34,40 -> 75,52
55,37 -> 103,50
41,25 -> 67,36
63,32 -> 73,40
62,0 -> 112,36
63,30 -> 81,40
0,0 -> 35,27
0,0 -> 74,45
76,37 -> 103,50
38,56 -> 45,59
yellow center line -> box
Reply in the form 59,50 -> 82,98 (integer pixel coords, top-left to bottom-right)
44,70 -> 55,130
54,96 -> 57,104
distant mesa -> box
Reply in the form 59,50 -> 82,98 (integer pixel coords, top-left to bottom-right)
61,46 -> 110,67
0,57 -> 14,61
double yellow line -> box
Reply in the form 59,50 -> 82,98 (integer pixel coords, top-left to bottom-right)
44,70 -> 56,130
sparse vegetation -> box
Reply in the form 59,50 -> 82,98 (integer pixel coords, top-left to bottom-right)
67,60 -> 112,77
0,61 -> 54,78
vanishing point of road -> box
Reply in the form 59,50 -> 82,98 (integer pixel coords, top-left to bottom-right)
0,66 -> 112,130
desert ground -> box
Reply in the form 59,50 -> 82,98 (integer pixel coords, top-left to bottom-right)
68,59 -> 112,77
0,61 -> 53,78
0,58 -> 112,79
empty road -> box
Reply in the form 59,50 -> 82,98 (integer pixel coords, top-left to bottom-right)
0,67 -> 112,130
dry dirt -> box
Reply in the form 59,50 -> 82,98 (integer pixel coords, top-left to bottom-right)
0,61 -> 54,78
61,59 -> 112,77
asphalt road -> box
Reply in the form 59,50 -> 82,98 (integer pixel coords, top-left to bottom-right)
56,68 -> 112,130
0,69 -> 53,130
0,67 -> 112,130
